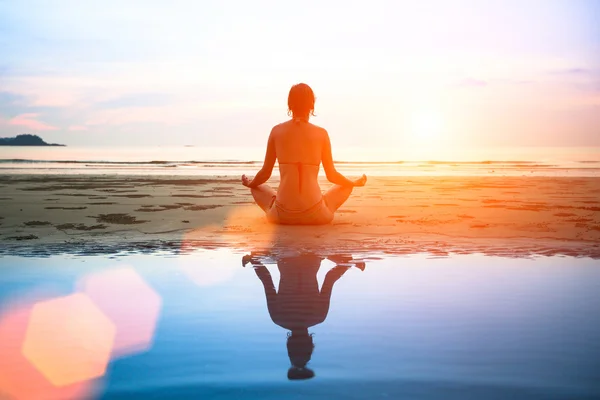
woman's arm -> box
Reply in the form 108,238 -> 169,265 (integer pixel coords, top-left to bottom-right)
244,130 -> 277,188
321,130 -> 366,187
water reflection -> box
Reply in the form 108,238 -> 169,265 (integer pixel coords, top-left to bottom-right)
1,251 -> 599,399
243,251 -> 366,380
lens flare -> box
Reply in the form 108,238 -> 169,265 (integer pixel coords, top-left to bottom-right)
77,268 -> 162,359
0,295 -> 100,400
21,293 -> 116,387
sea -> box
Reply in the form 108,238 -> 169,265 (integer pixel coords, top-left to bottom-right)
1,251 -> 599,399
0,146 -> 599,176
1,145 -> 599,399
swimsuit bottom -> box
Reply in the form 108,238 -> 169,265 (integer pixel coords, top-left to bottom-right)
266,197 -> 334,225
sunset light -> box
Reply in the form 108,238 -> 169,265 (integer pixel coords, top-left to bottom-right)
1,1 -> 599,399
409,110 -> 444,142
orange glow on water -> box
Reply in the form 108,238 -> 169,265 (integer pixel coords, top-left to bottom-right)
0,295 -> 100,399
21,293 -> 116,387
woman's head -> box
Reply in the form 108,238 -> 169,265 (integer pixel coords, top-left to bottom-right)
286,331 -> 315,380
287,366 -> 315,380
286,330 -> 315,380
287,83 -> 315,119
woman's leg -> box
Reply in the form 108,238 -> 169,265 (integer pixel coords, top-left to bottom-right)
250,184 -> 277,211
323,184 -> 353,213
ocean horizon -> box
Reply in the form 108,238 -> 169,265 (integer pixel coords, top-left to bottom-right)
1,146 -> 599,177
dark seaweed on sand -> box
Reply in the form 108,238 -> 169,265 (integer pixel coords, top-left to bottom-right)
24,220 -> 52,226
56,223 -> 107,231
5,234 -> 39,241
92,213 -> 148,224
45,206 -> 88,210
183,205 -> 223,211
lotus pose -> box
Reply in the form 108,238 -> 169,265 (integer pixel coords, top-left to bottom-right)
242,83 -> 366,225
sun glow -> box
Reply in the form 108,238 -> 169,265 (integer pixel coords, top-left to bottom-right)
409,110 -> 444,141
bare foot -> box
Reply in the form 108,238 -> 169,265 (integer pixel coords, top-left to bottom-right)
241,175 -> 251,187
242,254 -> 253,267
353,174 -> 367,187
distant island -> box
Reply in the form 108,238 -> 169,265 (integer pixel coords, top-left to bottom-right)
0,134 -> 66,146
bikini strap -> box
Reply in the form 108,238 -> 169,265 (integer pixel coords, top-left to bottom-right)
279,160 -> 321,193
297,161 -> 302,193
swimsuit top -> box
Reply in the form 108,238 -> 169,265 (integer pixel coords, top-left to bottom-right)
278,161 -> 320,193
278,117 -> 319,193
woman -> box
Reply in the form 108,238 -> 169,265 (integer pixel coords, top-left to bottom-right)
242,83 -> 367,225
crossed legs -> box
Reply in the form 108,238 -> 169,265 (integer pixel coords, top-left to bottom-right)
250,184 -> 277,211
249,183 -> 353,214
323,184 -> 353,213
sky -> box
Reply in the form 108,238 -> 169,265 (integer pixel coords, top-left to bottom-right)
0,0 -> 599,150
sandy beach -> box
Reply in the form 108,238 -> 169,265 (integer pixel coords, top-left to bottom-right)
0,174 -> 598,258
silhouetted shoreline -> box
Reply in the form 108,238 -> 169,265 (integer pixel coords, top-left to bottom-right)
0,134 -> 65,146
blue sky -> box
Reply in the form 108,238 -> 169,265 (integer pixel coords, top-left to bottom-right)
0,0 -> 599,148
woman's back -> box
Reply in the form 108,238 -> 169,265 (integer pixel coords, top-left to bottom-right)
273,119 -> 325,210
241,82 -> 366,225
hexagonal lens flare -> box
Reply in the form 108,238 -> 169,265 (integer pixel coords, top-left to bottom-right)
77,267 -> 162,359
21,293 -> 116,388
0,296 -> 100,399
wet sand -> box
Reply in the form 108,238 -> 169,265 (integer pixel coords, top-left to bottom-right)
0,174 -> 599,257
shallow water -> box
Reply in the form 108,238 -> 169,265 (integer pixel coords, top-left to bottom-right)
1,250 -> 599,399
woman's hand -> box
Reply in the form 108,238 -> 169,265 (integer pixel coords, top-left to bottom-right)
353,174 -> 367,187
241,174 -> 251,187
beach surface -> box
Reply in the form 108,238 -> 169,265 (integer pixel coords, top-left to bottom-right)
1,174 -> 599,258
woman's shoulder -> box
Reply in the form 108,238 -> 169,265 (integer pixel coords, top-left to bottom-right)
307,121 -> 327,132
271,120 -> 290,133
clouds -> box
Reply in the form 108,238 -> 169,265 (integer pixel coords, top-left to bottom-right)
0,0 -> 599,146
1,113 -> 57,132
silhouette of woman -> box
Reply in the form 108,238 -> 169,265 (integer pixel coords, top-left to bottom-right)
243,252 -> 365,380
241,83 -> 367,225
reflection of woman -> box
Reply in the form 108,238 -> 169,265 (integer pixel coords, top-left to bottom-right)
241,83 -> 366,225
243,252 -> 364,380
